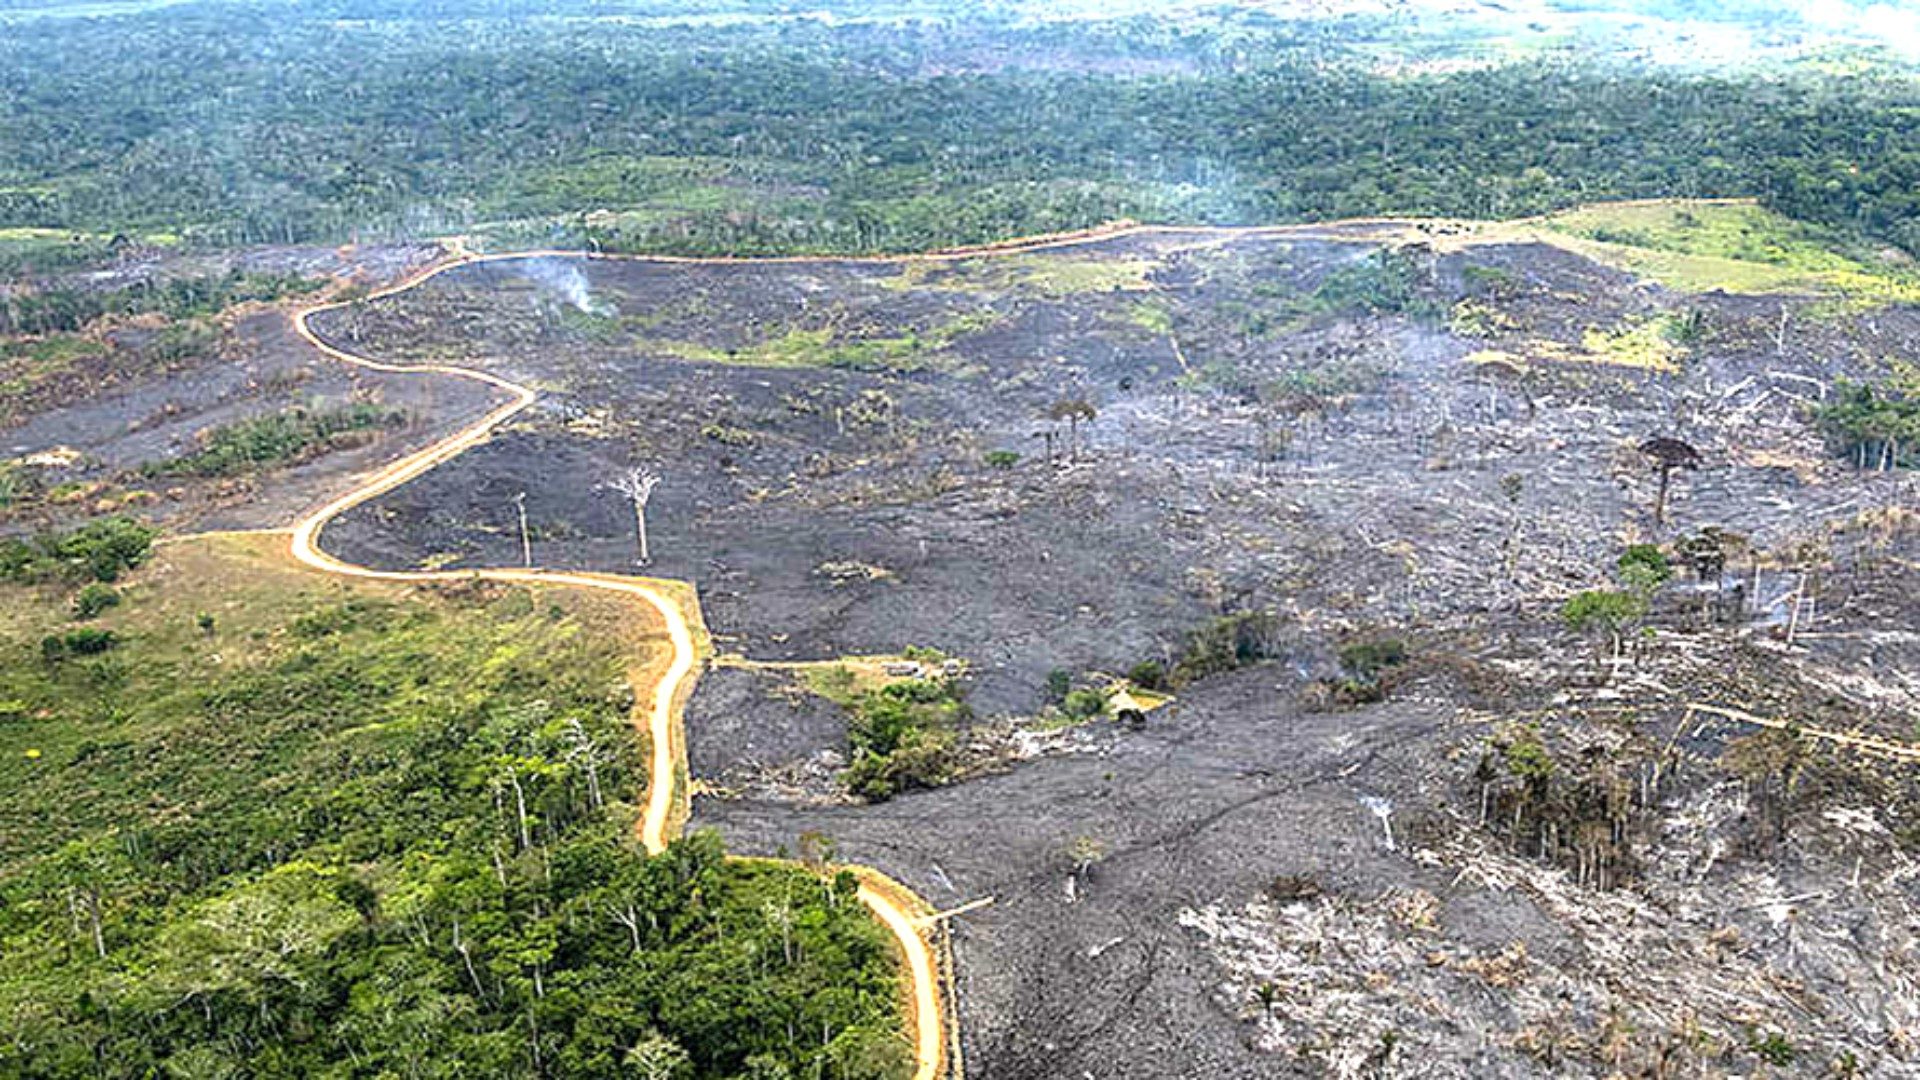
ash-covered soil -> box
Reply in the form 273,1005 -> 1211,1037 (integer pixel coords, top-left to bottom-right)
2,242 -> 496,534
314,231 -> 1918,711
176,227 -> 1920,1074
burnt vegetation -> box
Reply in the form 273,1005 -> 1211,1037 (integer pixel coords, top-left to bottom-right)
4,4 -> 1920,1077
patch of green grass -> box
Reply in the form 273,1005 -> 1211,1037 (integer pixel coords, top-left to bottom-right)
1535,201 -> 1920,303
1121,300 -> 1174,336
0,333 -> 109,399
0,228 -> 118,274
651,311 -> 997,373
1578,315 -> 1690,373
887,253 -> 1158,298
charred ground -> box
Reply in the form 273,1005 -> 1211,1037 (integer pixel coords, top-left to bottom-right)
9,210 -> 1919,1076
293,218 -> 1920,1076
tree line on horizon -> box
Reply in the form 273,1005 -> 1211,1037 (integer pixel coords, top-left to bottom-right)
0,9 -> 1914,259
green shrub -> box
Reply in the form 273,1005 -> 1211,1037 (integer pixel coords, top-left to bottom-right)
1310,635 -> 1411,709
844,726 -> 956,800
1561,589 -> 1648,647
48,628 -> 119,656
1501,725 -> 1555,783
149,317 -> 221,363
700,422 -> 758,447
1174,610 -> 1283,684
143,404 -> 402,479
1127,660 -> 1165,691
1336,637 -> 1408,682
71,583 -> 120,620
1062,688 -> 1108,719
1748,1031 -> 1794,1067
984,449 -> 1021,469
1045,668 -> 1072,704
1329,678 -> 1386,706
1,517 -> 157,584
1617,544 -> 1672,590
842,678 -> 969,801
1311,248 -> 1443,320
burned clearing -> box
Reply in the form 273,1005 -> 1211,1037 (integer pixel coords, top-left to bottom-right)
0,242 -> 496,535
292,219 -> 1920,1077
11,211 -> 1918,1076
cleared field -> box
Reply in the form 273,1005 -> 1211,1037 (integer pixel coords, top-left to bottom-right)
1524,200 -> 1920,303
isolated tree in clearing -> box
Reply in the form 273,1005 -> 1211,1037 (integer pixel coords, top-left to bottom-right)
1639,436 -> 1702,528
608,467 -> 661,565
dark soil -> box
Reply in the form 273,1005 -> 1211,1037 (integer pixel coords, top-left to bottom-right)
2,242 -> 492,535
17,225 -> 1919,1076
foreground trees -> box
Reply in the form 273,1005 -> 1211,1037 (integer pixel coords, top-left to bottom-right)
0,564 -> 908,1079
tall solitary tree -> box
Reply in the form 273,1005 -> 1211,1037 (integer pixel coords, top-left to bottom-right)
1639,436 -> 1701,528
607,467 -> 661,565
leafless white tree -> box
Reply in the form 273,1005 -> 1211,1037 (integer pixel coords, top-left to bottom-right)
511,491 -> 532,568
607,467 -> 661,565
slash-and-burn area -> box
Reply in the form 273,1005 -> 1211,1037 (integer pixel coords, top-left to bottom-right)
10,208 -> 1918,1075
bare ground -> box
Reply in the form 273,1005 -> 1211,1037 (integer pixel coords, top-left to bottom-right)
12,225 -> 1920,1076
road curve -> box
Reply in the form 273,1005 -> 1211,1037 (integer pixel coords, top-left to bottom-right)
203,201 -> 1896,1080
270,214 -> 1543,1080
287,256 -> 952,1078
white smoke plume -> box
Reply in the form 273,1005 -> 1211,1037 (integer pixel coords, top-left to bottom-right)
520,256 -> 604,314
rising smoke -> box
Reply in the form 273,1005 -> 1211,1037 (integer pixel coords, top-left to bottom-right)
520,256 -> 604,314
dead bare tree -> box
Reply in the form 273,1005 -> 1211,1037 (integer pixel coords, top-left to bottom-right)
511,491 -> 532,568
607,467 -> 661,565
1639,436 -> 1702,529
1033,428 -> 1057,465
1475,354 -> 1537,422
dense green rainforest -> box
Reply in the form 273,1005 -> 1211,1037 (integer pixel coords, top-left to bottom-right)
1,2 -> 1915,261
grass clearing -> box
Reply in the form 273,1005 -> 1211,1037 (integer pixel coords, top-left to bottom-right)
1576,315 -> 1689,373
1121,299 -> 1174,336
1527,200 -> 1920,303
886,253 -> 1158,297
0,227 -> 179,274
648,311 -> 998,372
0,333 -> 109,400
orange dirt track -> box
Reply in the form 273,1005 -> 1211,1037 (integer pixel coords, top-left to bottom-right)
172,202 -> 1895,1079
285,243 -> 973,1078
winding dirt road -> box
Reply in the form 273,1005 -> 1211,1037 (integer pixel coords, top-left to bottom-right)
270,206 -> 1887,1080
285,253 -> 957,1079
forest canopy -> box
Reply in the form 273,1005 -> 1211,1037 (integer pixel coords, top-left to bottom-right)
0,3 -> 1914,258
0,541 -> 907,1079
